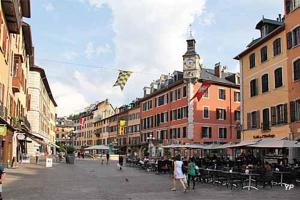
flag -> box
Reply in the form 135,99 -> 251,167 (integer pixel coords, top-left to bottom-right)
113,70 -> 133,90
79,117 -> 85,129
190,82 -> 211,102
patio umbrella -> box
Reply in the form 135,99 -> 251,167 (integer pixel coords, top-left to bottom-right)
214,142 -> 235,149
162,144 -> 185,148
85,145 -> 109,150
230,139 -> 262,148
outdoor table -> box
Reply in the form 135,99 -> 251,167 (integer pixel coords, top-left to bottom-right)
240,173 -> 260,191
273,171 -> 291,187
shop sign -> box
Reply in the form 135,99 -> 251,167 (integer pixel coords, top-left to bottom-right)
17,133 -> 25,140
0,126 -> 7,136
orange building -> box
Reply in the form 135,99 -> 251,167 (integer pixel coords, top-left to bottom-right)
140,36 -> 240,157
285,0 -> 300,140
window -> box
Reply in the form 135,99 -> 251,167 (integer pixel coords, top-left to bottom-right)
274,68 -> 283,88
234,110 -> 241,121
182,127 -> 187,138
203,107 -> 209,119
203,90 -> 209,98
261,74 -> 269,93
183,86 -> 187,97
201,127 -> 212,138
290,99 -> 300,122
294,59 -> 300,81
271,104 -> 288,125
219,89 -> 226,100
248,111 -> 260,129
216,108 -> 226,120
250,79 -> 258,97
218,128 -> 227,139
293,26 -> 300,46
260,46 -> 268,62
236,130 -> 241,140
262,108 -> 270,131
234,92 -> 240,102
249,53 -> 256,68
158,95 -> 165,106
273,38 -> 281,56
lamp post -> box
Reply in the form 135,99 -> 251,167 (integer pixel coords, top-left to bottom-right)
146,133 -> 155,158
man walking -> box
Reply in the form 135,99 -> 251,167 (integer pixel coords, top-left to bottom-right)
106,152 -> 110,165
35,149 -> 40,164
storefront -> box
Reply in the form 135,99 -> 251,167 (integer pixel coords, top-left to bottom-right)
0,124 -> 15,167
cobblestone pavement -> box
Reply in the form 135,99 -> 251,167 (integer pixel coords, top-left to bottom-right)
3,160 -> 300,200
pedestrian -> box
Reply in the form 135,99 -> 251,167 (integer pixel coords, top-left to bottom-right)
35,149 -> 40,164
0,165 -> 5,200
106,152 -> 110,165
187,157 -> 196,190
118,155 -> 124,170
171,155 -> 187,193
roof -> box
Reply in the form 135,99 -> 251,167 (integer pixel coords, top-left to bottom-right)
21,0 -> 31,18
234,24 -> 285,59
255,18 -> 283,30
30,66 -> 57,107
139,68 -> 239,102
22,22 -> 32,55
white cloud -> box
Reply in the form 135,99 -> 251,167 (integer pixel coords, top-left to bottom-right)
199,11 -> 215,26
84,42 -> 111,59
52,82 -> 88,116
55,0 -> 207,116
44,2 -> 55,12
62,51 -> 79,61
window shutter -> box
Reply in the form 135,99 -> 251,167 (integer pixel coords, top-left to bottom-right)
247,113 -> 251,129
256,110 -> 260,129
290,101 -> 295,122
284,103 -> 288,123
224,110 -> 227,120
286,0 -> 291,14
287,32 -> 292,49
216,109 -> 219,119
209,127 -> 212,138
271,106 -> 276,125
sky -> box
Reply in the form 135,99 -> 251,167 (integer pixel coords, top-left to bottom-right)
27,0 -> 283,117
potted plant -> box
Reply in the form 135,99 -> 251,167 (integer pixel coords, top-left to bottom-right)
65,145 -> 76,164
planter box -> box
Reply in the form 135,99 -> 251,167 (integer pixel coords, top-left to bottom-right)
66,155 -> 75,164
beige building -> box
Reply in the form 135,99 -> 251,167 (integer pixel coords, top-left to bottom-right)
27,66 -> 57,156
235,16 -> 290,140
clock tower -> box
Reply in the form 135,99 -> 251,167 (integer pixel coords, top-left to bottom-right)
182,28 -> 201,140
183,32 -> 201,82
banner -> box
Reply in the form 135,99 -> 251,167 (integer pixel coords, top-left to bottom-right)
190,82 -> 211,102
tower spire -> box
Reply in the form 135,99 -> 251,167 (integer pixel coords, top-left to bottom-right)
187,24 -> 194,40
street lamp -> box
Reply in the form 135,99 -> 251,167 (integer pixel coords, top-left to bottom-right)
146,133 -> 155,158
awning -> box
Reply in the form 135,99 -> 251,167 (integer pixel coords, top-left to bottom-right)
162,144 -> 186,149
184,144 -> 206,149
85,145 -> 109,150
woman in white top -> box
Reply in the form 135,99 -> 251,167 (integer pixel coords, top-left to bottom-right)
171,155 -> 187,192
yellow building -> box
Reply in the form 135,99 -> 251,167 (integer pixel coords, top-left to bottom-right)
0,0 -> 32,166
235,16 -> 292,140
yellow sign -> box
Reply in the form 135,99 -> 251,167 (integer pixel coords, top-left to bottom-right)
119,120 -> 126,127
0,125 -> 7,136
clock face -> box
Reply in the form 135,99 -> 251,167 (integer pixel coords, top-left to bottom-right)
185,58 -> 195,68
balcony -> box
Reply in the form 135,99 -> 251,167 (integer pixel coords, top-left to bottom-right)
1,0 -> 21,34
20,117 -> 31,131
12,76 -> 22,93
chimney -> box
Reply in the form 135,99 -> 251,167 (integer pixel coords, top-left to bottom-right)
214,62 -> 222,78
278,14 -> 282,22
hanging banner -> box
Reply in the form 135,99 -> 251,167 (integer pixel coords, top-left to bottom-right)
0,125 -> 7,136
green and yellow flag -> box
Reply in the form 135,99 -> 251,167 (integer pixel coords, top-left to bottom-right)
113,70 -> 133,90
